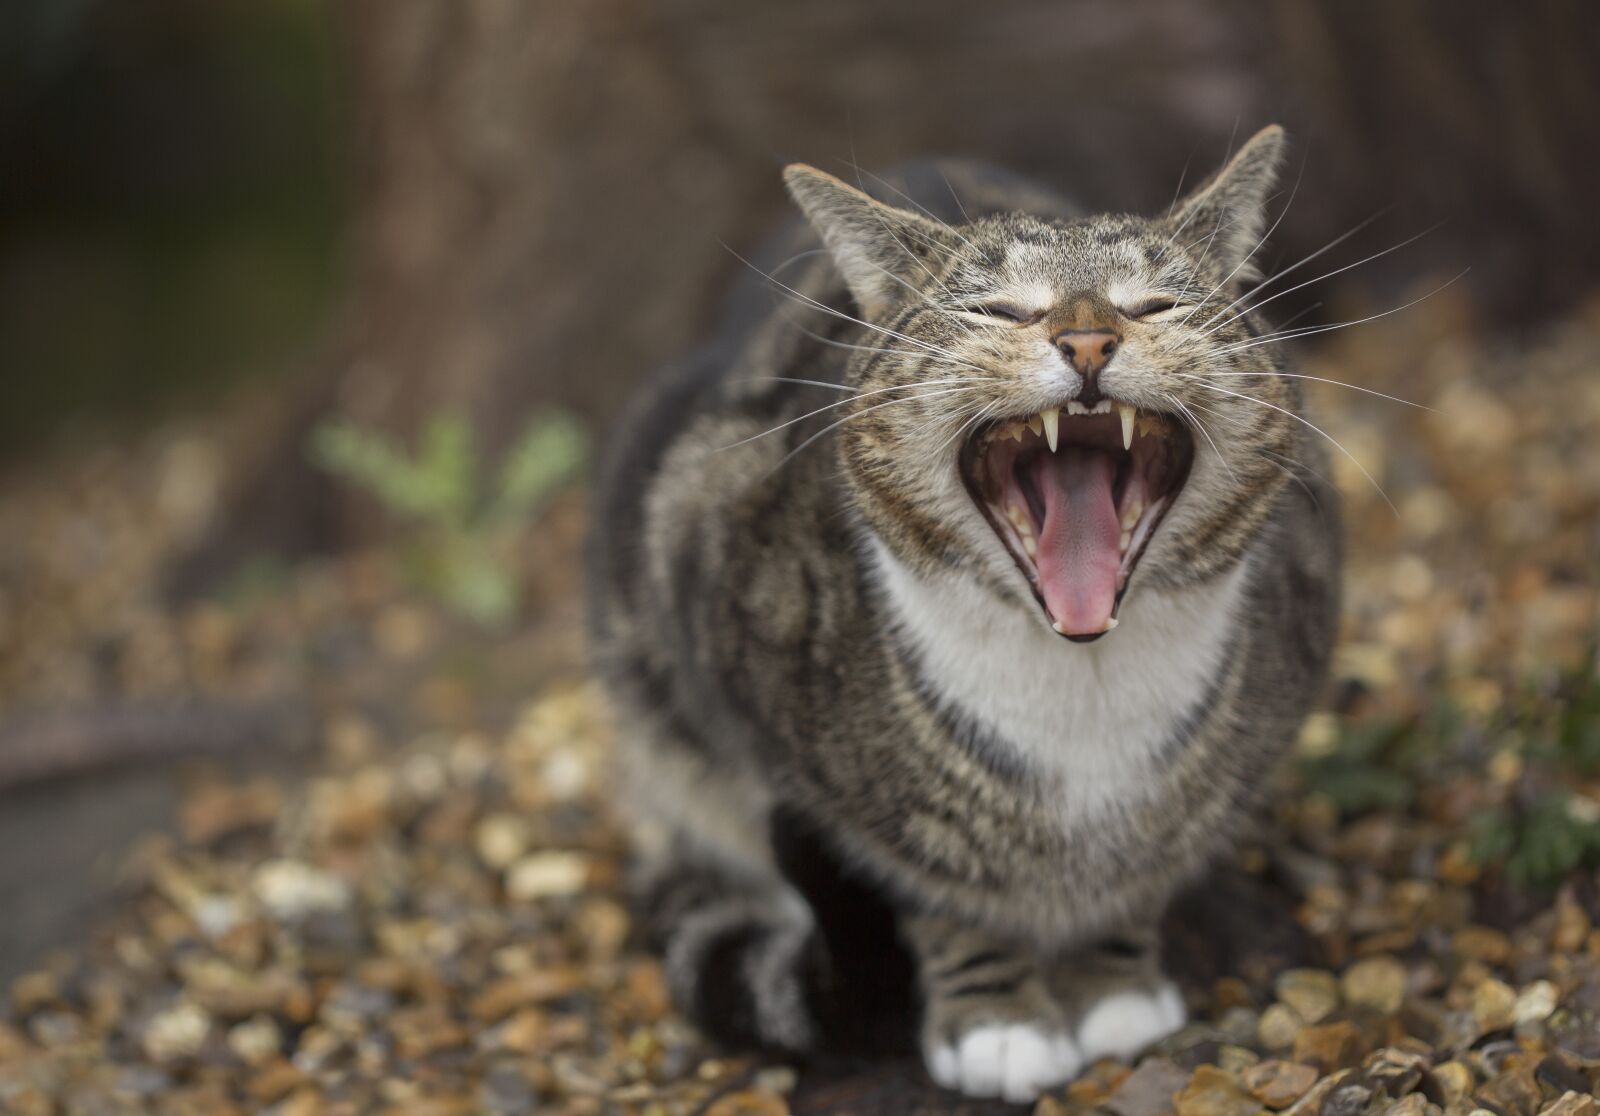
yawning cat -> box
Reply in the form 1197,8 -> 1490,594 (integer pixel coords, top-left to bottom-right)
588,125 -> 1340,1101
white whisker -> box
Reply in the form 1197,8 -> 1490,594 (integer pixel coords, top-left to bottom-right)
1210,268 -> 1470,356
1178,370 -> 1433,411
1194,209 -> 1388,336
1188,380 -> 1397,515
719,379 -> 981,452
763,385 -> 978,477
1201,220 -> 1440,338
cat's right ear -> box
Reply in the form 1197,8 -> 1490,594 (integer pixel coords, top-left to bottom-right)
783,165 -> 951,319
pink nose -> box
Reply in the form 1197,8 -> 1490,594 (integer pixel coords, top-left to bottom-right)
1053,329 -> 1120,405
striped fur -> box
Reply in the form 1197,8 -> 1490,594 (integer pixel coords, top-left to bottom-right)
587,128 -> 1340,1099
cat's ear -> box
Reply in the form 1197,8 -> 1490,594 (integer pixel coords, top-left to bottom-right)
783,165 -> 951,318
1169,125 -> 1286,281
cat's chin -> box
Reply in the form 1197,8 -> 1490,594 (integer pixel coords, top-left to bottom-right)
958,400 -> 1194,639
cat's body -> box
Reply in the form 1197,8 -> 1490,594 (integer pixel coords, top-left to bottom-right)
589,130 -> 1340,1101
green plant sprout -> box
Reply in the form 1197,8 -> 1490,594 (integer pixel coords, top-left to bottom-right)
310,411 -> 588,626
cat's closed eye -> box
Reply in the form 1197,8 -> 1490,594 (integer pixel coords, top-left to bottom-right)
1122,298 -> 1180,319
955,302 -> 1042,325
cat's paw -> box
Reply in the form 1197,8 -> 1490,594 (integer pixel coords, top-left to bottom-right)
925,1020 -> 1084,1103
1074,981 -> 1186,1062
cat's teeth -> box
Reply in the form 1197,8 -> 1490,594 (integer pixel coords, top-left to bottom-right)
1041,407 -> 1060,452
1008,423 -> 1026,443
1065,400 -> 1089,417
1118,404 -> 1136,450
1022,535 -> 1037,558
1092,399 -> 1113,415
1026,414 -> 1043,437
1121,500 -> 1143,530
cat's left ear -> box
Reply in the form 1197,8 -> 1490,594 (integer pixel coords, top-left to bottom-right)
1169,125 -> 1286,281
784,165 -> 952,319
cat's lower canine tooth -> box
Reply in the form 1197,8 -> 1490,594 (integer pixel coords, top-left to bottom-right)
1041,407 -> 1060,452
1119,403 -> 1136,450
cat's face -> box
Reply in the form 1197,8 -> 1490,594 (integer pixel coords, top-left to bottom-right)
786,126 -> 1302,640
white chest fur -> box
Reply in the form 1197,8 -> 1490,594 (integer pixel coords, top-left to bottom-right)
872,543 -> 1251,820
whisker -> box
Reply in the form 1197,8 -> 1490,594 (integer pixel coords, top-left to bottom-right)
723,241 -> 989,370
750,376 -> 857,393
1188,380 -> 1398,515
1179,146 -> 1308,326
780,316 -> 994,373
718,379 -> 982,452
1201,220 -> 1441,338
934,397 -> 1001,459
1162,392 -> 1240,486
1176,370 -> 1435,411
1194,209 -> 1390,336
939,169 -> 973,226
1210,268 -> 1470,355
763,385 -> 979,477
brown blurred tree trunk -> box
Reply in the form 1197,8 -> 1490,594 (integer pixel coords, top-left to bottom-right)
174,0 -> 1599,589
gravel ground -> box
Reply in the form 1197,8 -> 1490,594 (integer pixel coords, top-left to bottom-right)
1,288 -> 1598,1114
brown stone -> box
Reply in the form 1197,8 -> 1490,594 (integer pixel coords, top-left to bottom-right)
1427,1055 -> 1472,1100
1259,1004 -> 1306,1050
1342,956 -> 1407,1014
1452,925 -> 1512,964
703,1089 -> 791,1116
467,967 -> 584,1021
1539,1092 -> 1599,1116
1474,1065 -> 1543,1116
1379,1095 -> 1426,1116
1172,1065 -> 1261,1116
1276,970 -> 1341,1024
1107,1057 -> 1192,1116
1241,1060 -> 1319,1108
1292,1021 -> 1364,1074
1472,979 -> 1517,1033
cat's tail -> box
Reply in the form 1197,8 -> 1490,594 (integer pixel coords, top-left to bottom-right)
636,811 -> 916,1056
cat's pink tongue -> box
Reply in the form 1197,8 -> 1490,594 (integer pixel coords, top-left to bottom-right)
1032,448 -> 1121,636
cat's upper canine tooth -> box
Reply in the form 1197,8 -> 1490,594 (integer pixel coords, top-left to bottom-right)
1118,403 -> 1136,450
1040,407 -> 1060,452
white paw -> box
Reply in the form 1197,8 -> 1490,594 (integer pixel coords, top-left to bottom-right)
1074,982 -> 1186,1062
925,1021 -> 1084,1103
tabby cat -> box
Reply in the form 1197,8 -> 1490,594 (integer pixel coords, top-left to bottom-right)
587,124 -> 1341,1101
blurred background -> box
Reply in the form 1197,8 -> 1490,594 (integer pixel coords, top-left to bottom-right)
0,2 -> 1598,1104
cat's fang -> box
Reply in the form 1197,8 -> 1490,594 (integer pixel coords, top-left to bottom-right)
1118,404 -> 1136,450
1041,407 -> 1060,452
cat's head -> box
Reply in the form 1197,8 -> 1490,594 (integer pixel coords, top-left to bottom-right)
785,125 -> 1302,640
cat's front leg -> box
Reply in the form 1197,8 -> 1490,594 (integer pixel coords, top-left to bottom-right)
905,914 -> 1083,1102
1047,925 -> 1187,1064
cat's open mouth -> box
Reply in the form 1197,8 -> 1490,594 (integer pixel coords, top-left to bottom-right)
959,401 -> 1194,641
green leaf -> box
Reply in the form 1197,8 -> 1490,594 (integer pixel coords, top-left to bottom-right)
309,421 -> 437,518
490,411 -> 588,523
417,413 -> 477,524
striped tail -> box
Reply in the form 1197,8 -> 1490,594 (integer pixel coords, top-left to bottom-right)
637,808 -> 916,1057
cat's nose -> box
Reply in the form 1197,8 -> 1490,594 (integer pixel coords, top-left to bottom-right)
1054,329 -> 1120,406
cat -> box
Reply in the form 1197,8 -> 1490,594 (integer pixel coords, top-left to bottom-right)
587,124 -> 1341,1102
